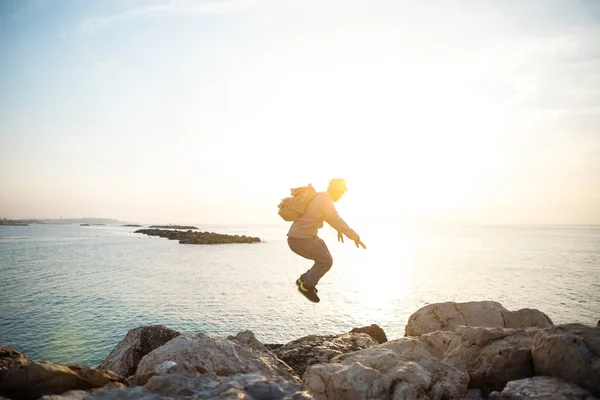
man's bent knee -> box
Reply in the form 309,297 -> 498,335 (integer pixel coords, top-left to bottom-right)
320,255 -> 333,271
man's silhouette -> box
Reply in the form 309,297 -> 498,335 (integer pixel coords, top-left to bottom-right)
287,178 -> 366,303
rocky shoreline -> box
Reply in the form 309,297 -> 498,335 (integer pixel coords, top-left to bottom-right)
134,228 -> 261,244
0,301 -> 597,400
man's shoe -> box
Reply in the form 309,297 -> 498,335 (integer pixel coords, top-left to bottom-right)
296,278 -> 320,303
296,278 -> 317,293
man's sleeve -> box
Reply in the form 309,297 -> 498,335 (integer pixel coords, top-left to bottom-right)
322,198 -> 360,241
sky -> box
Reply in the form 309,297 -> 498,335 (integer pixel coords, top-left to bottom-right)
1,0 -> 599,225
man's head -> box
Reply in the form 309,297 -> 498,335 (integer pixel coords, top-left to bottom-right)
327,178 -> 348,202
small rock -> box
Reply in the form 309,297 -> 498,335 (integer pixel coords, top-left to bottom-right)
227,330 -> 267,352
350,323 -> 388,344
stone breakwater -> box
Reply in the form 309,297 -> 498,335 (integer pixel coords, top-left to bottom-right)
1,301 -> 598,400
134,228 -> 261,244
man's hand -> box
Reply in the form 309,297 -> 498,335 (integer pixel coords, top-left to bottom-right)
355,239 -> 367,249
337,231 -> 344,243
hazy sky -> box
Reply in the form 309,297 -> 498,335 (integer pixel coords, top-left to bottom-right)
1,0 -> 599,225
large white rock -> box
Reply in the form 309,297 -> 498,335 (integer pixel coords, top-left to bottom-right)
531,324 -> 600,397
133,333 -> 300,385
405,302 -> 553,336
304,335 -> 468,399
488,376 -> 598,400
443,326 -> 539,393
98,325 -> 180,378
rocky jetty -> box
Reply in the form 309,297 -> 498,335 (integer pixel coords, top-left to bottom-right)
1,302 -> 598,400
135,228 -> 261,244
149,225 -> 198,229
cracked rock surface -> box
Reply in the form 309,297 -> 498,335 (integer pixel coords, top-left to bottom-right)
405,301 -> 553,336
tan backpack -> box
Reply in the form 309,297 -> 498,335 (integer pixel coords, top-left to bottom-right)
278,184 -> 317,221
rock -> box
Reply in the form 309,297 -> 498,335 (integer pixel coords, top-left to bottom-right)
414,331 -> 455,359
405,301 -> 553,336
40,391 -> 93,400
0,346 -> 32,370
350,323 -> 388,344
133,332 -> 300,385
463,389 -> 485,400
359,331 -> 454,361
531,324 -> 600,396
0,348 -> 127,400
135,228 -> 261,244
144,371 -> 310,399
501,308 -> 554,330
303,335 -> 469,399
43,368 -> 313,399
39,384 -> 129,400
304,362 -> 393,400
443,326 -> 539,393
99,325 -> 180,378
488,376 -> 598,399
270,333 -> 378,377
227,330 -> 267,352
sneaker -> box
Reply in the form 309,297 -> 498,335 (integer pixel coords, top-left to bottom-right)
296,277 -> 318,293
295,277 -> 320,303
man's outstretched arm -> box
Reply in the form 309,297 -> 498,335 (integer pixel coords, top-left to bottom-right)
323,199 -> 363,245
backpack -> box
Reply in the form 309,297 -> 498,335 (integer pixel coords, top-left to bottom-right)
277,184 -> 317,221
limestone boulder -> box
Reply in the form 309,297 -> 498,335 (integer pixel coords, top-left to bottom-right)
133,332 -> 300,385
304,334 -> 469,399
304,362 -> 393,400
443,326 -> 539,393
99,325 -> 180,378
531,324 -> 600,396
489,376 -> 598,400
405,302 -> 553,336
271,333 -> 378,377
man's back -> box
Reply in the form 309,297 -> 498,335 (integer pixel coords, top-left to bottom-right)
287,192 -> 358,241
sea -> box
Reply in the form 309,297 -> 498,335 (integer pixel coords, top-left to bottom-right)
0,223 -> 598,367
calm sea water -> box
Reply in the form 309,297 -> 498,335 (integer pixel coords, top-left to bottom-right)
1,223 -> 598,367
